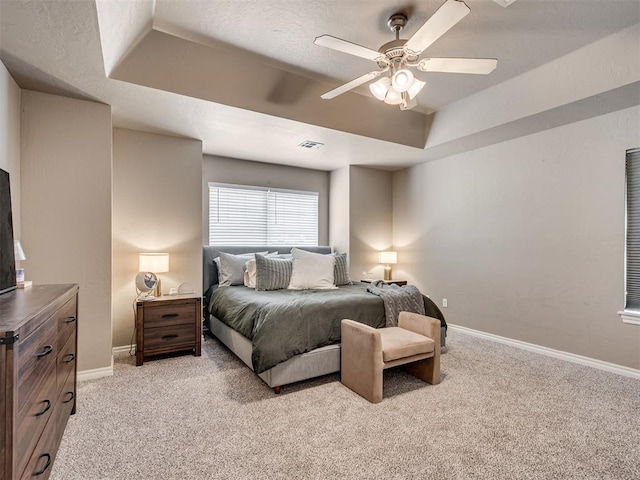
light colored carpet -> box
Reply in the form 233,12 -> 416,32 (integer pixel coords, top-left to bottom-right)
50,330 -> 640,480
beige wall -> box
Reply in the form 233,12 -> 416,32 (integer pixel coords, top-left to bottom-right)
349,166 -> 393,280
113,129 -> 203,348
202,155 -> 329,246
0,61 -> 21,237
393,105 -> 640,369
20,90 -> 113,372
329,166 -> 349,255
327,165 -> 394,281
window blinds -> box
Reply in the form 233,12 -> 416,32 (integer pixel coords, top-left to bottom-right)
209,183 -> 318,247
625,148 -> 640,309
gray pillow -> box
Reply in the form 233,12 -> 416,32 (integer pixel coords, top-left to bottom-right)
333,252 -> 352,286
216,252 -> 266,286
255,254 -> 293,291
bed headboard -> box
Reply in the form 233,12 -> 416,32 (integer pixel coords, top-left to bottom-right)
202,245 -> 333,293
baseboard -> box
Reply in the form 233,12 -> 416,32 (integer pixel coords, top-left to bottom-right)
448,324 -> 640,380
112,344 -> 135,355
77,356 -> 114,381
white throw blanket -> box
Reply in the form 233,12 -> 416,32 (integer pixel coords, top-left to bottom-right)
366,280 -> 425,327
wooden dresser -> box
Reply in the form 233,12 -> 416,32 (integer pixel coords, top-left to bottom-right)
0,284 -> 78,480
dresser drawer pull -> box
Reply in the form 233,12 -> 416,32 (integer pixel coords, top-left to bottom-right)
34,453 -> 52,476
65,316 -> 77,323
162,334 -> 179,340
63,353 -> 76,363
35,399 -> 52,417
161,313 -> 180,319
36,345 -> 54,358
63,391 -> 75,404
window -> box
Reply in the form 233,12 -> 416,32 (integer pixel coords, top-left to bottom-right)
622,148 -> 640,323
208,182 -> 318,246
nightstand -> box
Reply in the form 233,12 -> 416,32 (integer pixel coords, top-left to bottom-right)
135,294 -> 202,366
360,279 -> 408,286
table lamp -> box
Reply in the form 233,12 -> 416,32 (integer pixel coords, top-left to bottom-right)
379,251 -> 397,281
139,253 -> 169,297
14,240 -> 31,287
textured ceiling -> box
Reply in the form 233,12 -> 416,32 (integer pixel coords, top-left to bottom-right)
1,0 -> 639,170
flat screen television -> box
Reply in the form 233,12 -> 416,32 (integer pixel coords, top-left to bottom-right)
0,168 -> 17,295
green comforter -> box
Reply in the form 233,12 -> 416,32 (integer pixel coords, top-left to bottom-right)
208,282 -> 445,374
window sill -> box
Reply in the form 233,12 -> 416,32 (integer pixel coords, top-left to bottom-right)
618,310 -> 640,325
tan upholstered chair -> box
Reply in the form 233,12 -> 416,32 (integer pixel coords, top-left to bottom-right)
341,312 -> 441,403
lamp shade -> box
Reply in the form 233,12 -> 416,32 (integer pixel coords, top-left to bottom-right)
139,253 -> 169,273
14,240 -> 26,261
378,251 -> 397,264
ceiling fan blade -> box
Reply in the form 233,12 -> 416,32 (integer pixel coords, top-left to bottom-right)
320,71 -> 383,100
417,57 -> 498,74
314,35 -> 386,63
403,0 -> 470,56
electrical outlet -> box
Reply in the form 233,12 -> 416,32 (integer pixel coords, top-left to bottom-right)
442,298 -> 448,308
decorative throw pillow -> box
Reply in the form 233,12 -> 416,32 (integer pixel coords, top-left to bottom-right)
255,254 -> 294,291
288,248 -> 336,290
244,252 -> 283,288
216,252 -> 266,286
332,252 -> 352,286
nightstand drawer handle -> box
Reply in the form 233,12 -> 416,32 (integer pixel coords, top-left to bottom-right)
63,391 -> 75,404
34,453 -> 51,476
36,345 -> 53,358
63,353 -> 75,363
161,313 -> 180,319
65,316 -> 77,323
35,399 -> 51,417
162,334 -> 179,340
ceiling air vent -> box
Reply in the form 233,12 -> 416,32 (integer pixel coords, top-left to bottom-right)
298,141 -> 324,150
492,0 -> 517,7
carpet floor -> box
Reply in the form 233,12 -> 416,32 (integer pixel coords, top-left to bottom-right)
50,329 -> 640,480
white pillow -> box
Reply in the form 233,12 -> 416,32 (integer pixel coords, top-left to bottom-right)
288,248 -> 336,290
216,251 -> 267,286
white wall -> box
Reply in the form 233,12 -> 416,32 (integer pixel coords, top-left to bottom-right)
0,61 -> 21,237
202,155 -> 329,246
20,90 -> 113,372
113,128 -> 203,348
393,106 -> 640,369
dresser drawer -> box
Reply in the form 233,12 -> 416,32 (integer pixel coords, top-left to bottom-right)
19,413 -> 59,480
56,298 -> 77,350
55,369 -> 76,438
15,362 -> 57,479
143,303 -> 196,328
144,323 -> 196,352
56,333 -> 76,396
17,315 -> 57,412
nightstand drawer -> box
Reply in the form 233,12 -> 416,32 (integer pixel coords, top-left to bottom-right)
144,323 -> 196,352
143,303 -> 195,328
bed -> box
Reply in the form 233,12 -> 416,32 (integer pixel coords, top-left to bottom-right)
203,245 -> 447,392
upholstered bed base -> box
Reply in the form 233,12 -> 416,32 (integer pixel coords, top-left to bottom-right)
207,314 -> 341,391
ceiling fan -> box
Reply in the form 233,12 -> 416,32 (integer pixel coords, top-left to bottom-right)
314,0 -> 497,110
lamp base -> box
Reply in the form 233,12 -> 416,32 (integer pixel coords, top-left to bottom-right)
384,265 -> 392,281
154,277 -> 162,297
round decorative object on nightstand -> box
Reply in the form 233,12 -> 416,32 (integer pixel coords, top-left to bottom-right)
136,272 -> 158,300
178,282 -> 195,294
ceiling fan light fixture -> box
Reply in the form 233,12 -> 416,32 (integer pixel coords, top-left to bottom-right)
391,69 -> 414,92
369,76 -> 391,101
407,78 -> 426,100
383,87 -> 403,105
